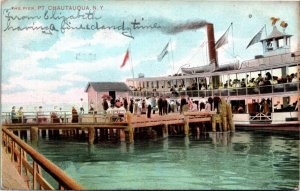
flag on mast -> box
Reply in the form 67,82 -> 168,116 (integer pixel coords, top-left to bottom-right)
246,25 -> 265,49
215,23 -> 232,49
157,42 -> 169,61
120,49 -> 129,68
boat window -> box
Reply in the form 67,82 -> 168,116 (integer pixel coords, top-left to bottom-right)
288,66 -> 298,75
272,68 -> 282,79
278,39 -> 284,48
167,80 -> 171,88
249,71 -> 260,82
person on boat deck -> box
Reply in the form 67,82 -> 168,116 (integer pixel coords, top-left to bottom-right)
237,105 -> 244,113
71,107 -> 79,123
241,79 -> 246,87
205,101 -> 211,112
16,106 -> 24,123
258,79 -> 264,86
274,101 -> 281,111
295,99 -> 300,111
247,78 -> 256,87
271,76 -> 278,85
265,72 -> 272,81
292,73 -> 299,82
256,74 -> 263,84
11,106 -> 18,123
260,99 -> 269,114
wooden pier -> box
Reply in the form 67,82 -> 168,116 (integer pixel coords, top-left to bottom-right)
2,109 -> 235,144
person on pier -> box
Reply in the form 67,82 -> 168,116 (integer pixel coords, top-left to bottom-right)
158,96 -> 163,116
37,106 -> 47,123
180,95 -> 187,114
51,106 -> 60,123
11,106 -> 18,123
162,97 -> 168,115
102,98 -> 109,114
129,98 -> 134,113
16,106 -> 24,123
71,107 -> 79,123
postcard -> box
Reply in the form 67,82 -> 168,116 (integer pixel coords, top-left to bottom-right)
1,0 -> 299,190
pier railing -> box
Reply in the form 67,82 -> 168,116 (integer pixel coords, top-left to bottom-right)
2,127 -> 83,190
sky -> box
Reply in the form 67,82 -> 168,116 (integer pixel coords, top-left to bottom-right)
1,0 -> 299,111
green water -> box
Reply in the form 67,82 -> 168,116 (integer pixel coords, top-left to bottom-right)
30,132 -> 299,190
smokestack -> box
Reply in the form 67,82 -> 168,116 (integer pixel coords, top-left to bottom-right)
206,23 -> 218,68
206,23 -> 219,89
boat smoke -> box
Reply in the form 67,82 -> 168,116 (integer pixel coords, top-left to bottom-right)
163,20 -> 208,34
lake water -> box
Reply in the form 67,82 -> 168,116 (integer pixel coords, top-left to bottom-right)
29,131 -> 299,190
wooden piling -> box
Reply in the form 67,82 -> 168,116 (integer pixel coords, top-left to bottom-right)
88,127 -> 95,145
184,117 -> 189,136
162,124 -> 168,138
126,112 -> 134,143
226,103 -> 235,131
30,127 -> 39,143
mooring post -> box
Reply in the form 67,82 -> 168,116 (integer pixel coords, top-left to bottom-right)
226,103 -> 235,131
184,116 -> 189,136
30,126 -> 39,144
212,115 -> 216,132
162,124 -> 168,138
88,127 -> 95,145
120,129 -> 126,142
125,112 -> 134,143
222,116 -> 228,131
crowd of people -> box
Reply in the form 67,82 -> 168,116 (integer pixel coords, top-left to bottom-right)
130,72 -> 299,93
9,92 -> 299,124
100,95 -> 221,119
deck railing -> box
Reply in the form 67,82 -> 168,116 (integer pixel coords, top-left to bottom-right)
2,127 -> 83,190
130,82 -> 300,98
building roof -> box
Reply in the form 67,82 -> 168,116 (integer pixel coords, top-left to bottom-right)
260,26 -> 292,41
85,82 -> 130,92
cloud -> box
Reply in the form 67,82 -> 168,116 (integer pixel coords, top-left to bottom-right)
2,88 -> 86,105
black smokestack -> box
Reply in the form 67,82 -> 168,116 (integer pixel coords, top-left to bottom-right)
163,20 -> 208,34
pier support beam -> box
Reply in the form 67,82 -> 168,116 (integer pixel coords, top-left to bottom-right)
226,104 -> 235,131
88,127 -> 95,145
125,112 -> 134,143
30,127 -> 39,144
162,124 -> 168,138
212,114 -> 223,132
120,129 -> 126,142
184,117 -> 189,136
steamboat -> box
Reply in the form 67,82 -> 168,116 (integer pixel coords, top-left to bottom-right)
125,19 -> 300,127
